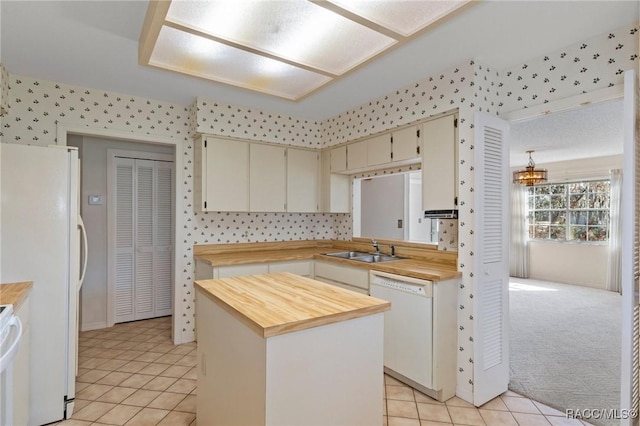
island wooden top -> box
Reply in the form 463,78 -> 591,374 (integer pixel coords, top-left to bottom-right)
195,272 -> 390,338
0,281 -> 33,310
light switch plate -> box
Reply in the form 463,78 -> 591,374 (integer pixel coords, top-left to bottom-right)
88,195 -> 103,205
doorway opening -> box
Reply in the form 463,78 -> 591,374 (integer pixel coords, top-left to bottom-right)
508,97 -> 623,418
352,171 -> 437,243
66,132 -> 179,342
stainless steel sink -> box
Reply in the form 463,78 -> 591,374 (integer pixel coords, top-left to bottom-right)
323,251 -> 370,259
323,251 -> 404,263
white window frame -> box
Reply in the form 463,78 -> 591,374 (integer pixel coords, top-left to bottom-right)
526,179 -> 611,244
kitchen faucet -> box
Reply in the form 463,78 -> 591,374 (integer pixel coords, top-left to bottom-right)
371,239 -> 380,253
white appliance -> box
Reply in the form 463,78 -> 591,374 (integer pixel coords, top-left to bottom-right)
0,304 -> 23,426
1,144 -> 88,424
369,270 -> 457,402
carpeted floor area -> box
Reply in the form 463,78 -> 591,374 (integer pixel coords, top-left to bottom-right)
509,278 -> 621,426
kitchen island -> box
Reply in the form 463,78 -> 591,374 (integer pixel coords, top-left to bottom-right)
194,272 -> 390,426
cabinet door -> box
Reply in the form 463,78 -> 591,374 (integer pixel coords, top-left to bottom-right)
320,150 -> 350,213
313,260 -> 369,291
393,125 -> 420,162
268,260 -> 313,277
422,115 -> 456,211
204,137 -> 249,211
367,134 -> 392,166
330,146 -> 347,173
250,143 -> 286,212
218,263 -> 269,278
347,140 -> 368,171
287,148 -> 319,212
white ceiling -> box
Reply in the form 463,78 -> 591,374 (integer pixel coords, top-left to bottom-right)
510,99 -> 624,167
1,1 -> 637,121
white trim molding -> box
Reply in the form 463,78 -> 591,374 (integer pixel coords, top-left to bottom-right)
56,122 -> 185,344
504,84 -> 624,123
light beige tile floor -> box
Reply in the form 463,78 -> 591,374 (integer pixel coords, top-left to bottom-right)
56,316 -> 593,426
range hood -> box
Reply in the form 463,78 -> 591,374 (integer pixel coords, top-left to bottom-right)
424,209 -> 458,219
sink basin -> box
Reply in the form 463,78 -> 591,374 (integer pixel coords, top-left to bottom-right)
350,254 -> 400,263
323,251 -> 404,263
323,251 -> 370,259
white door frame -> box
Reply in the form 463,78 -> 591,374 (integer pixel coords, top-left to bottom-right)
505,83 -> 632,414
56,123 -> 184,344
620,70 -> 638,425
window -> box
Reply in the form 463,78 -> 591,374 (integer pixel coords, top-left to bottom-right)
526,180 -> 610,242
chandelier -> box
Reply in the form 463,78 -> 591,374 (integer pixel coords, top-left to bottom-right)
513,151 -> 548,186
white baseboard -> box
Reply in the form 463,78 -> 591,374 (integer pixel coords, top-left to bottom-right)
81,321 -> 108,331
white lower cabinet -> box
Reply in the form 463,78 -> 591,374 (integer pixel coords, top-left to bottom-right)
195,260 -> 313,280
313,260 -> 369,295
13,296 -> 30,426
218,263 -> 269,278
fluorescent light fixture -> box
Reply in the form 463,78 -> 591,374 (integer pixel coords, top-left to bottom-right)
140,0 -> 473,101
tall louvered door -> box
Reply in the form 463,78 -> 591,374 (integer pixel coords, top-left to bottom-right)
114,158 -> 135,323
473,113 -> 510,406
620,70 -> 639,425
134,160 -> 155,320
113,156 -> 174,324
154,161 -> 173,317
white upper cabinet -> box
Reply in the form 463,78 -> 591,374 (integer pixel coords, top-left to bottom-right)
196,135 -> 324,213
347,140 -> 368,170
196,136 -> 249,212
250,143 -> 286,212
392,125 -> 421,162
422,115 -> 457,211
341,128 -> 419,173
330,146 -> 347,173
320,150 -> 350,213
367,134 -> 392,166
287,148 -> 319,213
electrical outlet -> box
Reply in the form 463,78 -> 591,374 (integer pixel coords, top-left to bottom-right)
397,219 -> 403,228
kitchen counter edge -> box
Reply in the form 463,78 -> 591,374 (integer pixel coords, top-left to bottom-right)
194,272 -> 390,338
0,281 -> 33,310
194,248 -> 460,282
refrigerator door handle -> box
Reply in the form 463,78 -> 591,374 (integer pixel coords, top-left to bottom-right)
78,215 -> 88,291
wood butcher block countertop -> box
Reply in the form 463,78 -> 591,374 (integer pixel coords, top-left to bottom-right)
195,272 -> 390,338
0,281 -> 33,310
312,255 -> 460,282
194,240 -> 461,282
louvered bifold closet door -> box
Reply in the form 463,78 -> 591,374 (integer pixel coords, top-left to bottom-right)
114,157 -> 173,324
473,113 -> 510,406
135,160 -> 156,320
115,158 -> 135,323
154,161 -> 173,317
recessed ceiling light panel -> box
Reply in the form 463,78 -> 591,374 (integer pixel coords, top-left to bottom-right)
326,0 -> 470,37
165,0 -> 396,75
149,26 -> 331,100
139,0 -> 475,101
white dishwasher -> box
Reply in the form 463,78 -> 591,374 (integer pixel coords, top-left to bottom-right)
369,270 -> 457,402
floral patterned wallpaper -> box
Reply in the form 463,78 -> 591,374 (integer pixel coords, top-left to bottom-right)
501,23 -> 638,113
0,20 -> 637,403
0,63 -> 9,124
191,97 -> 323,147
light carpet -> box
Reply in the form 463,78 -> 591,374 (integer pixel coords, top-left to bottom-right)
509,278 -> 621,426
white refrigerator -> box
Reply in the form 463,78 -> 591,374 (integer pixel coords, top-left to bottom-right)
1,143 -> 87,425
